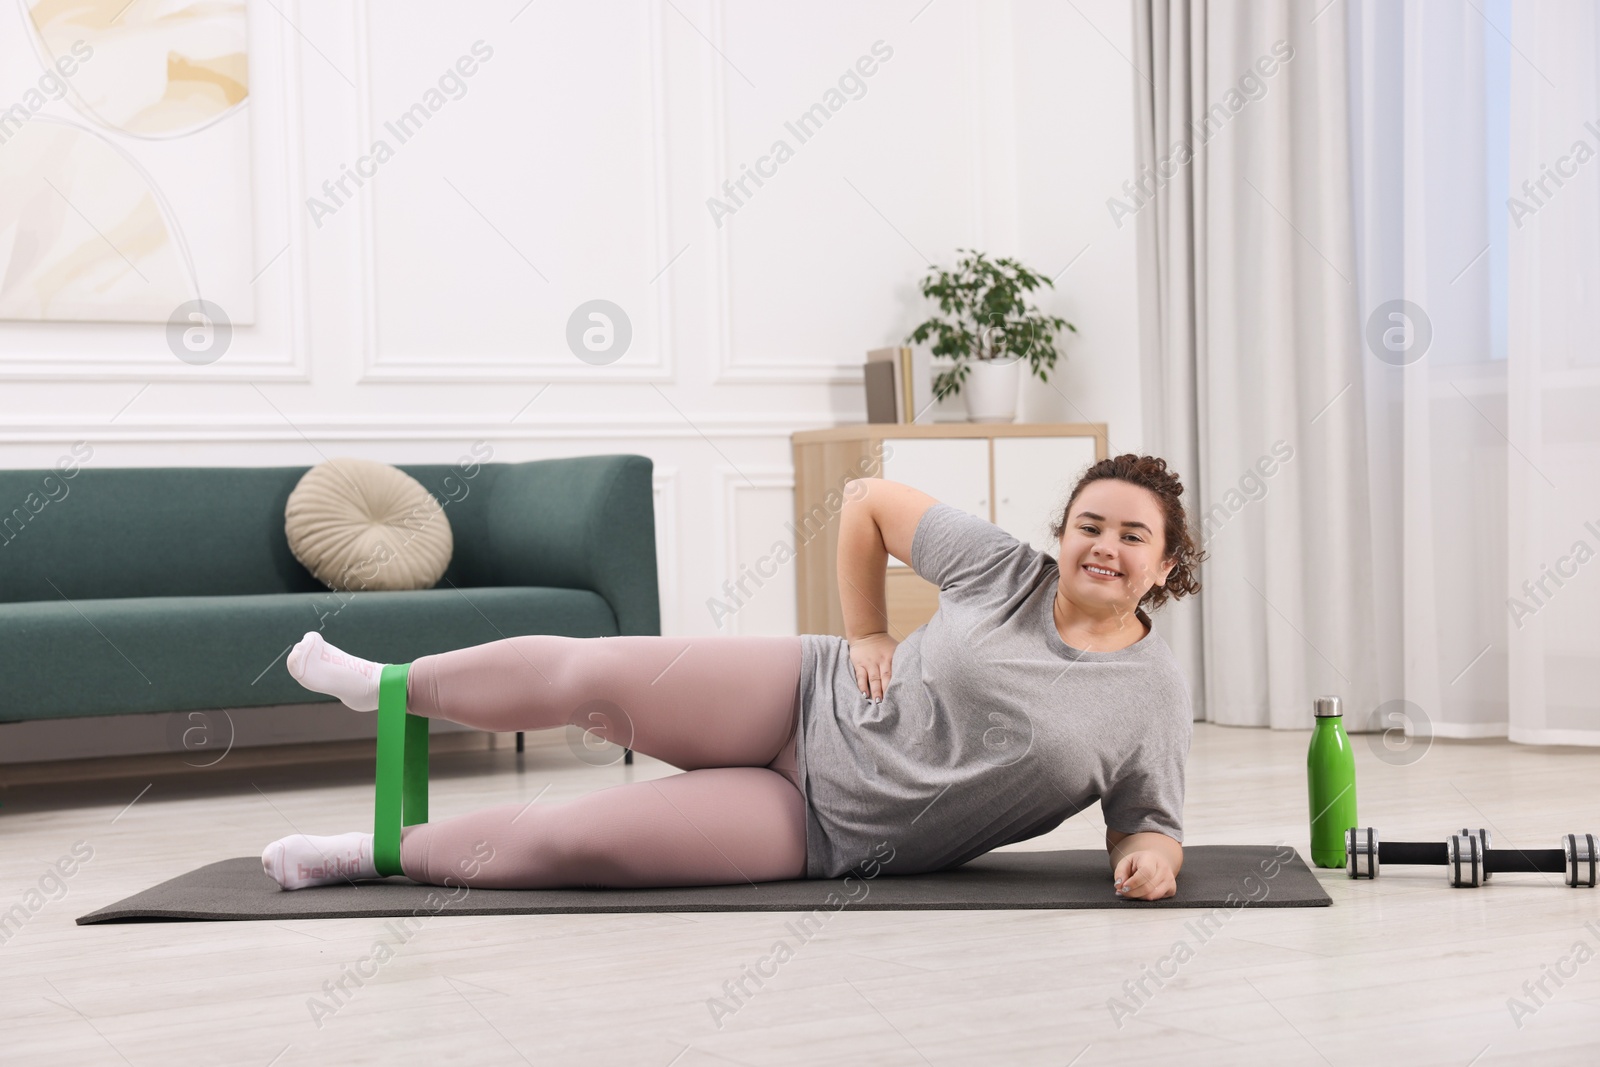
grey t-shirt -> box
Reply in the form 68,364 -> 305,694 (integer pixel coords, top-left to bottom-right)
794,502 -> 1193,879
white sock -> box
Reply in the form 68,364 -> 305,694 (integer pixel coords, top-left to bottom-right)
287,631 -> 384,712
262,830 -> 380,890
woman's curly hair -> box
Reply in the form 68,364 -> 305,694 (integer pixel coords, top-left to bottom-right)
1047,453 -> 1206,613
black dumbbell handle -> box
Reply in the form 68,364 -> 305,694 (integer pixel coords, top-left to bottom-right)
1485,849 -> 1568,874
1379,842 -> 1445,865
1380,841 -> 1567,874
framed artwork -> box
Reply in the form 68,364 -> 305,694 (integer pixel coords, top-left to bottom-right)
0,0 -> 255,324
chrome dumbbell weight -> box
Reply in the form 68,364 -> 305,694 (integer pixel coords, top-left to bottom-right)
1345,826 -> 1379,879
1564,833 -> 1599,888
1458,827 -> 1490,882
1446,829 -> 1489,887
1345,827 -> 1597,888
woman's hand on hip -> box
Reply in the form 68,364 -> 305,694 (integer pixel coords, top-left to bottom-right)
847,632 -> 899,702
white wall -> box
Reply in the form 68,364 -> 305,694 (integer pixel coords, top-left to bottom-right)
0,0 -> 1141,760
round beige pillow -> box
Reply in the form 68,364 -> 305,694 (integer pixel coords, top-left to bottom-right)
285,458 -> 453,592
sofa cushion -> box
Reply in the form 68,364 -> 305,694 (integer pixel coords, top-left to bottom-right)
285,458 -> 453,592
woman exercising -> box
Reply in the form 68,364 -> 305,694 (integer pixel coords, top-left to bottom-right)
262,453 -> 1203,901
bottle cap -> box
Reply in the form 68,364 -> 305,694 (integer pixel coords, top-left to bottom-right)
1314,696 -> 1342,718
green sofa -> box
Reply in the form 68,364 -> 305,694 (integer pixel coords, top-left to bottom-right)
0,454 -> 659,742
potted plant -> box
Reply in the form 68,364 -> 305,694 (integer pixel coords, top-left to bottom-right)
905,248 -> 1076,423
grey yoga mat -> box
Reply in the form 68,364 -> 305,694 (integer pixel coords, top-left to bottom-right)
76,845 -> 1330,923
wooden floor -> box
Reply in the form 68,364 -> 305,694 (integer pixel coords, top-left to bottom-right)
3,721 -> 1599,1066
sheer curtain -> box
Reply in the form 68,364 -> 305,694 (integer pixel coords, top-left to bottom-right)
1506,0 -> 1600,744
1348,0 -> 1600,746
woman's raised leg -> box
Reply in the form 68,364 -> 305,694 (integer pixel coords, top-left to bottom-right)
404,634 -> 803,774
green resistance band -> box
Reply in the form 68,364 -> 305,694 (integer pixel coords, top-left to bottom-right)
374,662 -> 428,877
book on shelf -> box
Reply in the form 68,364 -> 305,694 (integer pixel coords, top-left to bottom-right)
864,346 -> 935,424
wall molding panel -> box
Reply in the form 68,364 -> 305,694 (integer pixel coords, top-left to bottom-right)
651,464 -> 681,631
705,0 -> 996,386
714,466 -> 796,635
352,0 -> 678,384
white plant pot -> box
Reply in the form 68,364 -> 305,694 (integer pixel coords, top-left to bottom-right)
962,358 -> 1022,423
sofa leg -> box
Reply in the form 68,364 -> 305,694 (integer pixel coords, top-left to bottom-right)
516,731 -> 524,753
624,747 -> 633,765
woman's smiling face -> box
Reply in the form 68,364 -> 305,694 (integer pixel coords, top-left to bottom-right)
1056,479 -> 1175,614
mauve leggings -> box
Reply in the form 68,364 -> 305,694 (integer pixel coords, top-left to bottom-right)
397,635 -> 808,889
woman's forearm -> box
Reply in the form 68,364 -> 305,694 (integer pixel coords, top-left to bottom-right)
838,493 -> 891,641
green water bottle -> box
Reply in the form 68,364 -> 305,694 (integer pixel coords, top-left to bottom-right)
1307,695 -> 1358,868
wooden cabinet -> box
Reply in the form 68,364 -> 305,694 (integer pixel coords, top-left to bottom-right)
791,423 -> 1107,639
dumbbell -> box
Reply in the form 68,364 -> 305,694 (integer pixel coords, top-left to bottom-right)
1345,827 -> 1598,888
